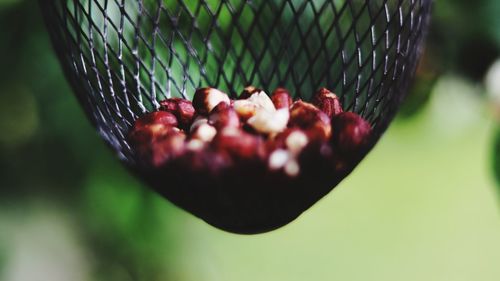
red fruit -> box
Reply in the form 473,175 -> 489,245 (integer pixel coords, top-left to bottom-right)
212,128 -> 265,161
160,98 -> 195,129
239,86 -> 262,99
270,128 -> 298,150
271,88 -> 293,109
129,126 -> 186,168
312,88 -> 343,118
289,101 -> 331,141
270,128 -> 309,155
208,102 -> 241,130
193,88 -> 230,115
134,111 -> 178,129
331,112 -> 372,156
177,148 -> 232,176
129,124 -> 166,146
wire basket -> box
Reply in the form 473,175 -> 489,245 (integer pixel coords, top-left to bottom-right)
40,0 -> 432,165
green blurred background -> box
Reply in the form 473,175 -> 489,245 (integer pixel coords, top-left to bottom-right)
1,1 -> 499,281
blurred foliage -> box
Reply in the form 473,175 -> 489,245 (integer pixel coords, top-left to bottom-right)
400,0 -> 500,118
0,2 -> 179,280
0,245 -> 5,278
431,0 -> 500,78
0,1 -> 499,280
402,0 -> 500,192
0,85 -> 38,147
493,126 -> 500,196
398,49 -> 440,119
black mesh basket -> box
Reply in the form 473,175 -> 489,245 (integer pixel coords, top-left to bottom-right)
40,0 -> 432,164
39,0 -> 432,233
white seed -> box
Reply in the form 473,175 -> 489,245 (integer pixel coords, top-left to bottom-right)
233,99 -> 258,119
284,159 -> 300,177
248,108 -> 289,134
269,149 -> 291,170
192,123 -> 217,142
148,124 -> 166,134
247,91 -> 276,113
190,117 -> 209,133
206,88 -> 230,113
286,131 -> 309,155
323,92 -> 338,99
187,139 -> 205,151
219,126 -> 241,137
243,86 -> 258,94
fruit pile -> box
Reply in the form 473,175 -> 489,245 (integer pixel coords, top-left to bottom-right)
128,87 -> 372,177
127,86 -> 373,233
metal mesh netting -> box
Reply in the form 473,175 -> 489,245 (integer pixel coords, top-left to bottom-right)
40,0 -> 432,164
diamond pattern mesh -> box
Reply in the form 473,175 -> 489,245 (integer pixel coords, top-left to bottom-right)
40,0 -> 432,164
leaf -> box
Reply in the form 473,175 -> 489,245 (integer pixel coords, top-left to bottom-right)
492,125 -> 500,196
